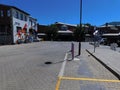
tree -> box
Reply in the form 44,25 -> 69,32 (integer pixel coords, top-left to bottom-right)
73,24 -> 85,41
84,23 -> 94,36
73,25 -> 80,41
84,23 -> 91,27
45,24 -> 58,40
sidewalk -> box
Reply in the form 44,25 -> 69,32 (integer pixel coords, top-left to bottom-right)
57,42 -> 120,90
86,44 -> 120,79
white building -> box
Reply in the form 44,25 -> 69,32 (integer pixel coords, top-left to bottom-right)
0,4 -> 38,44
11,7 -> 30,43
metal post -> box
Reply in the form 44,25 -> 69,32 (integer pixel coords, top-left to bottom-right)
94,41 -> 96,53
71,42 -> 74,60
78,0 -> 82,55
78,42 -> 81,55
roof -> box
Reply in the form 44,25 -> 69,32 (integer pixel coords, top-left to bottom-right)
55,22 -> 77,27
58,30 -> 73,34
102,33 -> 120,36
99,25 -> 118,30
104,22 -> 120,26
100,25 -> 114,27
0,4 -> 30,15
29,17 -> 37,21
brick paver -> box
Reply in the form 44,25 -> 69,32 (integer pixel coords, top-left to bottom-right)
0,42 -> 120,90
0,42 -> 70,90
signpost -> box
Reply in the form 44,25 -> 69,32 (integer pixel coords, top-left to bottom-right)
93,29 -> 101,52
78,0 -> 82,55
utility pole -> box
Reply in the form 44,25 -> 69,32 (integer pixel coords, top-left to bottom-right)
78,0 -> 82,55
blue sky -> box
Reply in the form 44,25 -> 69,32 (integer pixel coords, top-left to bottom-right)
83,0 -> 120,26
0,0 -> 120,26
0,0 -> 80,25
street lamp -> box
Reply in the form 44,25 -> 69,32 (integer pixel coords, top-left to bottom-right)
78,0 -> 82,55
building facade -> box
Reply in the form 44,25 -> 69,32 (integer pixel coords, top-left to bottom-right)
0,4 -> 13,44
37,22 -> 77,41
55,22 -> 77,31
0,4 -> 37,44
55,22 -> 77,41
28,17 -> 38,41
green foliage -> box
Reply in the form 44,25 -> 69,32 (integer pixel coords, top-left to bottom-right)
73,25 -> 85,41
45,24 -> 58,40
84,23 -> 91,27
73,25 -> 80,41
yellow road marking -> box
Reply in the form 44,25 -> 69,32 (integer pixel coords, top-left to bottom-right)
55,76 -> 120,90
61,76 -> 120,82
55,77 -> 62,90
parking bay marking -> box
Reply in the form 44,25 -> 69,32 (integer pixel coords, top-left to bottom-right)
60,76 -> 120,82
55,53 -> 68,90
55,52 -> 120,90
55,76 -> 120,90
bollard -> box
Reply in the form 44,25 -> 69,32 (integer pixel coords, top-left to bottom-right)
71,42 -> 74,60
94,41 -> 96,53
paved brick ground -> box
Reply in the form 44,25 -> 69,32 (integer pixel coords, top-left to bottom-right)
87,44 -> 120,78
60,42 -> 120,90
0,42 -> 71,90
0,42 -> 120,90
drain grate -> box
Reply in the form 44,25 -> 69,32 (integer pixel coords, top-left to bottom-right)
44,61 -> 52,64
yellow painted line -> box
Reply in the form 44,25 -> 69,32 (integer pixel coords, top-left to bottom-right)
55,77 -> 62,90
55,76 -> 120,90
61,76 -> 120,82
61,76 -> 120,83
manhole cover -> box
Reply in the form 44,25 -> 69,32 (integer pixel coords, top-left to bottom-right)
44,61 -> 52,64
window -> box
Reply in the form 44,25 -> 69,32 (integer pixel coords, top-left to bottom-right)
24,15 -> 27,21
30,20 -> 32,26
61,25 -> 68,31
20,13 -> 23,20
15,11 -> 19,19
0,10 -> 4,17
0,25 -> 5,35
16,27 -> 22,32
7,10 -> 11,17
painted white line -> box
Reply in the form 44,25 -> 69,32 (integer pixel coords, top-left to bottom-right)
73,57 -> 80,61
58,53 -> 68,77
